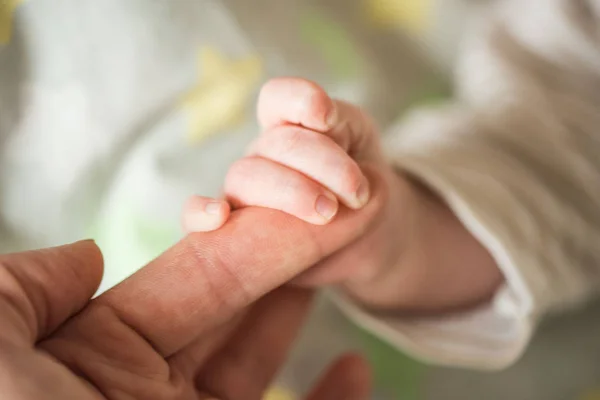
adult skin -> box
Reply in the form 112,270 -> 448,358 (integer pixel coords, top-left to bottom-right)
0,175 -> 386,399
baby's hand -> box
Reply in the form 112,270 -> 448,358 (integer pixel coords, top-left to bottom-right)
182,78 -> 502,313
182,78 -> 381,232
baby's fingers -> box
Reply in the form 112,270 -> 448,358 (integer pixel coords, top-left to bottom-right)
224,157 -> 339,225
182,196 -> 231,233
248,125 -> 369,209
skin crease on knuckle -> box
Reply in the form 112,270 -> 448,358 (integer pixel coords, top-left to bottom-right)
185,206 -> 328,301
45,305 -> 169,379
260,125 -> 357,174
39,310 -> 196,400
185,234 -> 255,313
0,265 -> 39,344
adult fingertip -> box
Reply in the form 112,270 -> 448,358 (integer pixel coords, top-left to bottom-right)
64,239 -> 105,278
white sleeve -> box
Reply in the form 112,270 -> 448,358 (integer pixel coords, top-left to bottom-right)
335,0 -> 600,370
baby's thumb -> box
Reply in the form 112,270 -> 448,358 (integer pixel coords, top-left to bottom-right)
182,196 -> 231,233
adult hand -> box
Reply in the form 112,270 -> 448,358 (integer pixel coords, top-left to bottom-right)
0,187 -> 385,399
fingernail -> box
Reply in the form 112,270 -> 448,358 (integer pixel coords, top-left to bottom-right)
355,179 -> 370,207
315,194 -> 338,220
204,202 -> 222,215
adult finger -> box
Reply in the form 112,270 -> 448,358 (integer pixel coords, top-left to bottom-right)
0,240 -> 103,346
224,156 -> 339,224
305,354 -> 372,400
182,196 -> 231,233
247,124 -> 369,209
65,168 -> 386,358
196,287 -> 314,400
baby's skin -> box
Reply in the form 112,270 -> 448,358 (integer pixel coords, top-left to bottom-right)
181,78 -> 503,313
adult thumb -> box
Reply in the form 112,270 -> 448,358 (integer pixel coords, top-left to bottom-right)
0,240 -> 103,347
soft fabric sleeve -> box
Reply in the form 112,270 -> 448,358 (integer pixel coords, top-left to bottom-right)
335,0 -> 600,370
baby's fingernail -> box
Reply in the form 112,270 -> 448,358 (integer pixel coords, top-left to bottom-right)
355,179 -> 370,207
315,194 -> 338,220
205,202 -> 222,215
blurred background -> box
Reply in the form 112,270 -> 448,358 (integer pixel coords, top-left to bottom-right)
3,0 -> 600,398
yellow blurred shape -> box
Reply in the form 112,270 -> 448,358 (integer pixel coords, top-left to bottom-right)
366,0 -> 432,35
182,47 -> 263,144
0,0 -> 25,44
264,387 -> 296,400
581,389 -> 600,400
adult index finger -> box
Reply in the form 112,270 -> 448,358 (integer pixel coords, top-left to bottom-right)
87,167 -> 386,357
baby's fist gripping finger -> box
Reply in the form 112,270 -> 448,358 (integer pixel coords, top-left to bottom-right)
187,78 -> 379,230
224,78 -> 373,223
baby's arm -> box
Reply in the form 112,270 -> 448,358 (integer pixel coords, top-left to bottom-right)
182,0 -> 600,370
367,0 -> 600,368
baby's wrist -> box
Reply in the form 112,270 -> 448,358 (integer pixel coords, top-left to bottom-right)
338,169 -> 424,309
341,170 -> 504,314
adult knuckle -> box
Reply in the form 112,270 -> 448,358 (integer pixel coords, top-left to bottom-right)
186,237 -> 253,312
